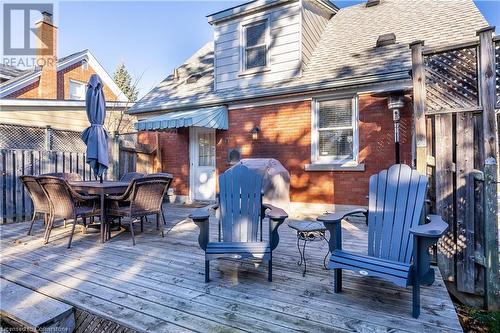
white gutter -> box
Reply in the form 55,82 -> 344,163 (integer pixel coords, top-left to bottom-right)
0,99 -> 130,109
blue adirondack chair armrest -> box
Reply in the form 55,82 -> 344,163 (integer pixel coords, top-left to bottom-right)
263,204 -> 288,251
189,208 -> 210,221
189,206 -> 217,251
264,204 -> 288,220
410,215 -> 448,287
317,208 -> 368,224
409,215 -> 448,238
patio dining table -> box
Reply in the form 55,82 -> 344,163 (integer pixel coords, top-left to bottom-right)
69,180 -> 130,243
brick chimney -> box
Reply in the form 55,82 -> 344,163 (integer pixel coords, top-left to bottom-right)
35,11 -> 57,99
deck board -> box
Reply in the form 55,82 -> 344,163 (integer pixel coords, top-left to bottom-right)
0,204 -> 462,333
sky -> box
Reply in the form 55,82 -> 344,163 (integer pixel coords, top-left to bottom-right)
4,0 -> 500,98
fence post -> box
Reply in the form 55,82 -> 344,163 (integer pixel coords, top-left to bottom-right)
44,125 -> 52,151
477,26 -> 499,311
409,40 -> 427,174
113,131 -> 120,180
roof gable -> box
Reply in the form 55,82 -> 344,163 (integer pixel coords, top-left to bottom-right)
0,50 -> 128,101
130,0 -> 489,113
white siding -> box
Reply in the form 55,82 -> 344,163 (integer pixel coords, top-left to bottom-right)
214,1 -> 302,91
301,0 -> 332,68
0,110 -> 132,132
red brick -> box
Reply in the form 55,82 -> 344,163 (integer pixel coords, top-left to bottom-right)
139,93 -> 412,205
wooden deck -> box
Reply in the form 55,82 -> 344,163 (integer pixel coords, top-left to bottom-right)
0,204 -> 462,333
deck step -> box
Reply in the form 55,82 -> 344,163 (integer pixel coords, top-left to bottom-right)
0,278 -> 75,333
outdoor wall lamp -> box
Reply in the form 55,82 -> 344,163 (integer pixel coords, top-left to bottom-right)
250,126 -> 261,140
387,91 -> 405,164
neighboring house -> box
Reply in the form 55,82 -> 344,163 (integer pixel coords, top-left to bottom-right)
130,0 -> 488,212
0,11 -> 129,132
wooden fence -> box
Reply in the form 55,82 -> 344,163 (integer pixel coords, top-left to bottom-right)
410,27 -> 499,310
0,149 -> 92,224
0,126 -> 151,224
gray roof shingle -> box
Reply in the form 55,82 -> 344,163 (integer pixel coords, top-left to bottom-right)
130,0 -> 488,114
0,64 -> 30,81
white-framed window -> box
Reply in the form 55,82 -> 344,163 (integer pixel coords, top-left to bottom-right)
198,131 -> 216,167
241,18 -> 269,72
69,79 -> 86,100
311,96 -> 359,164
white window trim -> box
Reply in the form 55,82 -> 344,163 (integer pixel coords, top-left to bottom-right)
311,95 -> 359,165
239,16 -> 271,75
69,79 -> 86,100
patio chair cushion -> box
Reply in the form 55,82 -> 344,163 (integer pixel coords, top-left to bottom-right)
329,249 -> 412,287
206,241 -> 271,261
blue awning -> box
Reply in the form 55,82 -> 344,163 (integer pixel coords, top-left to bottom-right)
135,106 -> 228,131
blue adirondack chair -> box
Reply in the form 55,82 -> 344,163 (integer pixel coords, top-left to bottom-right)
189,164 -> 288,282
317,164 -> 447,318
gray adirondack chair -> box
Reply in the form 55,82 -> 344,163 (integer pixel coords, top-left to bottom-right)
189,164 -> 288,282
317,164 -> 447,318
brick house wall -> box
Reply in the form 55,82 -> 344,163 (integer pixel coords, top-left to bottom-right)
217,94 -> 412,206
57,62 -> 118,100
140,93 -> 412,206
138,128 -> 190,196
6,62 -> 119,101
6,81 -> 40,99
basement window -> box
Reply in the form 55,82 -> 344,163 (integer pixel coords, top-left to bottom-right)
311,96 -> 359,164
242,19 -> 269,72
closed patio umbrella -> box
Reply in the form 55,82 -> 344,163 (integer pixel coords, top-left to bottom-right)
81,74 -> 109,182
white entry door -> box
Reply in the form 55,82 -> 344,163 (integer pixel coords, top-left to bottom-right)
190,127 -> 216,201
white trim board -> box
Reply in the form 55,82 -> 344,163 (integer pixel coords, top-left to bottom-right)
0,50 -> 128,102
0,98 -> 129,110
130,74 -> 411,114
228,79 -> 411,110
0,72 -> 41,99
228,95 -> 311,109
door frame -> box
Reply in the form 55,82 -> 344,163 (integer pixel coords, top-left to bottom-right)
189,127 -> 216,202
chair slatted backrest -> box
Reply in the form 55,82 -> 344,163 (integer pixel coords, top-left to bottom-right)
367,164 -> 428,263
219,164 -> 262,243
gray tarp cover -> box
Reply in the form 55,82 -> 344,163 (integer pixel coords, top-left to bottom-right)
231,158 -> 290,212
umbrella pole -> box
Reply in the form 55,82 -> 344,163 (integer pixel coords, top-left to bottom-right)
100,175 -> 103,183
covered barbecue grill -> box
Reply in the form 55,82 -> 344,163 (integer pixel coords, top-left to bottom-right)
230,158 -> 290,212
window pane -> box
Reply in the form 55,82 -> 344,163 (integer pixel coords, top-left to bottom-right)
198,132 -> 215,166
246,22 -> 266,47
318,99 -> 352,128
319,129 -> 353,159
70,81 -> 85,100
246,46 -> 267,69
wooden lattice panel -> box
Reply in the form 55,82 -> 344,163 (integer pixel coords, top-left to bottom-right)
424,47 -> 479,113
495,40 -> 500,108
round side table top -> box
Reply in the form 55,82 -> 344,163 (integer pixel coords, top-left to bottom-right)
288,221 -> 326,233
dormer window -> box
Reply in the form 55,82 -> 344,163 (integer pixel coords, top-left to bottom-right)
242,19 -> 269,72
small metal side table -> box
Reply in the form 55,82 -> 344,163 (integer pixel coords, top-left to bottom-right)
287,221 -> 330,277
